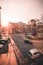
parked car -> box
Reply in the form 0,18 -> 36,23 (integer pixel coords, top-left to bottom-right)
3,34 -> 11,43
0,34 -> 11,54
28,48 -> 41,59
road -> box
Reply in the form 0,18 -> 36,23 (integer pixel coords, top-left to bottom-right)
0,33 -> 43,65
0,40 -> 18,65
12,33 -> 34,65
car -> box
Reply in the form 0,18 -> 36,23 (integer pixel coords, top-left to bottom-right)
24,39 -> 32,44
28,48 -> 41,59
0,39 -> 8,54
3,34 -> 11,43
0,34 -> 11,54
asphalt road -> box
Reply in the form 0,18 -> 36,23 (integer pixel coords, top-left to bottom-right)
12,33 -> 34,65
0,33 -> 43,65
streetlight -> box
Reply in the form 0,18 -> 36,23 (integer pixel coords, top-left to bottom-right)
0,6 -> 2,39
0,6 -> 2,27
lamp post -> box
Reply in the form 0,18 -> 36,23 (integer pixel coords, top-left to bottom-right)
0,6 -> 1,27
0,6 -> 2,39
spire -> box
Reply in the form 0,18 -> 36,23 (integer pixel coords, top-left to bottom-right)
0,6 -> 2,9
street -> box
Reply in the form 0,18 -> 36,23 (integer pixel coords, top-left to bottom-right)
12,33 -> 34,65
0,33 -> 43,65
0,34 -> 34,65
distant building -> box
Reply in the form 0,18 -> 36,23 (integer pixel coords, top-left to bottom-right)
8,22 -> 16,34
40,14 -> 43,22
37,22 -> 43,32
8,22 -> 26,33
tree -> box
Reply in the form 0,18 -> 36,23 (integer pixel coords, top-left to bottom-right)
30,19 -> 37,36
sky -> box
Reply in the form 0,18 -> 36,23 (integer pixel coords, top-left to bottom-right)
0,0 -> 43,26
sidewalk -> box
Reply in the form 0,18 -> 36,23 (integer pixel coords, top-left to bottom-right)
0,40 -> 18,65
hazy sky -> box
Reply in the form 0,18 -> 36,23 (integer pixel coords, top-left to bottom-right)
0,0 -> 43,26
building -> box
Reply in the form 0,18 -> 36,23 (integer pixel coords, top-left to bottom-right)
37,22 -> 43,32
8,22 -> 27,33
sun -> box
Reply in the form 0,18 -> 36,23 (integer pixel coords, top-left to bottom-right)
1,21 -> 8,26
1,15 -> 9,26
1,19 -> 9,26
1,12 -> 21,26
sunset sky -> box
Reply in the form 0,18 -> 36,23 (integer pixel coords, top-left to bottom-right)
0,0 -> 43,26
